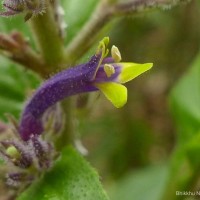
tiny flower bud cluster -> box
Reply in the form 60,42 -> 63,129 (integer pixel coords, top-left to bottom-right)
0,0 -> 46,21
0,101 -> 63,187
0,123 -> 55,188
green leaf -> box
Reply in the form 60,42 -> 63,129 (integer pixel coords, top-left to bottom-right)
0,16 -> 26,32
0,16 -> 38,54
163,53 -> 200,199
0,157 -> 4,165
108,165 -> 168,200
170,53 -> 200,143
185,131 -> 200,168
0,56 -> 40,120
17,146 -> 109,200
0,16 -> 34,44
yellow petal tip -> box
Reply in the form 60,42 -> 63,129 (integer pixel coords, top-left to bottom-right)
119,62 -> 153,83
95,82 -> 127,108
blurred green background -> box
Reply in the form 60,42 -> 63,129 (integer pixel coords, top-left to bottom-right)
79,1 -> 200,199
80,0 -> 198,172
1,0 -> 200,199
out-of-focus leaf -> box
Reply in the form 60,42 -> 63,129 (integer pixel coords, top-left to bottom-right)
158,132 -> 200,200
0,14 -> 37,50
0,157 -> 4,165
170,53 -> 200,143
161,53 -> 200,200
0,97 -> 22,118
185,131 -> 200,168
108,165 -> 168,200
0,56 -> 40,120
0,13 -> 40,122
0,15 -> 34,47
17,146 -> 109,200
0,16 -> 28,33
61,0 -> 98,44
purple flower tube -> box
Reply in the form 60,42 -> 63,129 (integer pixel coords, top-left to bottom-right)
19,37 -> 153,141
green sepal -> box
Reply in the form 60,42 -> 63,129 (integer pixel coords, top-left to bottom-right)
119,63 -> 153,83
95,82 -> 127,108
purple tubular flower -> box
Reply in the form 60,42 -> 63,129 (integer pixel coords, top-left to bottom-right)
19,54 -> 102,141
19,37 -> 153,141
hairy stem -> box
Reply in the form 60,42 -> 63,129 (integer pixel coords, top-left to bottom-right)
65,0 -> 190,64
65,0 -> 112,64
113,0 -> 190,16
28,1 -> 65,69
26,1 -> 76,147
55,98 -> 76,150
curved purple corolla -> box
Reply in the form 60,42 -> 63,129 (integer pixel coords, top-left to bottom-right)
20,54 -> 103,140
19,37 -> 153,141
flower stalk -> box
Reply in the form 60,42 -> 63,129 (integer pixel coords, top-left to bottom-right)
28,0 -> 65,69
55,98 -> 76,150
65,0 -> 112,64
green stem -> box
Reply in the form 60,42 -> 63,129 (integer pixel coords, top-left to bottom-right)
55,98 -> 76,151
65,0 -> 113,64
27,1 -> 75,148
64,0 -> 190,64
113,0 -> 190,17
28,2 -> 65,69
